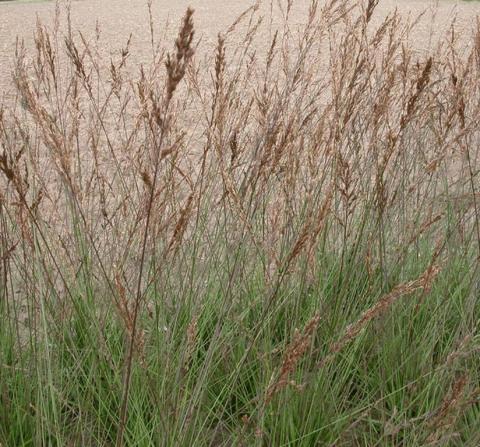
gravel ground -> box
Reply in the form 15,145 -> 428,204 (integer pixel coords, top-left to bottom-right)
1,0 -> 479,100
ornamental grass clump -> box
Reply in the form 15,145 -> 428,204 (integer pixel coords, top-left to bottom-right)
0,1 -> 479,445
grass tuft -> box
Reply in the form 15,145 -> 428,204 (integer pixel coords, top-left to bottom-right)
0,1 -> 479,445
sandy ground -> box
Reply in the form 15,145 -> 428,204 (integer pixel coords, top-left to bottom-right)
1,0 -> 480,99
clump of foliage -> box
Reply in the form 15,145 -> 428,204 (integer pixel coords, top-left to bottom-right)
1,1 -> 479,445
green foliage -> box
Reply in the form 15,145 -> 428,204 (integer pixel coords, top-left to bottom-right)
1,1 -> 479,445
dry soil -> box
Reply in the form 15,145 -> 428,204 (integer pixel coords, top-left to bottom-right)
1,0 -> 480,100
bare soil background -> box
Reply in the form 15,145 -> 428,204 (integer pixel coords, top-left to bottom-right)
1,0 -> 480,101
